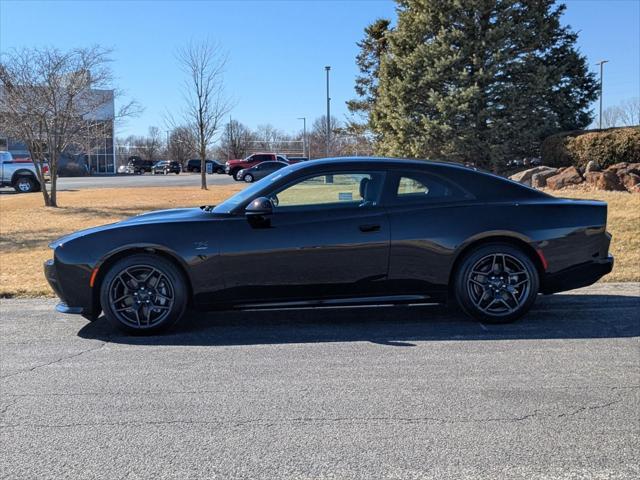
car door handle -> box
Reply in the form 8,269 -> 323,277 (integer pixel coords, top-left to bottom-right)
359,224 -> 381,233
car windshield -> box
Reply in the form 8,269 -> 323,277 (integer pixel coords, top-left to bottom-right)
213,165 -> 295,213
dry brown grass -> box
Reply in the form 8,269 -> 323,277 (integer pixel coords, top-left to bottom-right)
0,184 -> 637,297
0,185 -> 242,297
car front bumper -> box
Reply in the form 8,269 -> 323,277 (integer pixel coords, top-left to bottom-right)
44,259 -> 84,315
541,254 -> 614,294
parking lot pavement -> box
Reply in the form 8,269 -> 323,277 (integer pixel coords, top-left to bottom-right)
1,283 -> 638,479
55,172 -> 237,190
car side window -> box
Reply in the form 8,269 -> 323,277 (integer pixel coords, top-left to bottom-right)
272,172 -> 385,210
393,171 -> 466,203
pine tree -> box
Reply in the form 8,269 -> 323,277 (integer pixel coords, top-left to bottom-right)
371,0 -> 598,170
346,18 -> 391,134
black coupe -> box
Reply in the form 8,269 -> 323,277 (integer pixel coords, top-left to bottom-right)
45,158 -> 613,333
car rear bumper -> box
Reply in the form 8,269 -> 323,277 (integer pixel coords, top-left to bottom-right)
541,255 -> 614,294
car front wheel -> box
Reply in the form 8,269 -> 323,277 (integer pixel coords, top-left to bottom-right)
454,243 -> 539,324
100,254 -> 188,334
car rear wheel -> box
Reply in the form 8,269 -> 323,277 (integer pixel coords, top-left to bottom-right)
454,243 -> 539,324
243,174 -> 254,183
100,254 -> 188,334
13,176 -> 37,193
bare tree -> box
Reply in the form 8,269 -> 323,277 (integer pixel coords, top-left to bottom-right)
600,106 -> 622,128
167,126 -> 196,164
145,126 -> 163,162
176,40 -> 231,189
219,119 -> 253,159
0,46 -> 139,207
618,97 -> 639,126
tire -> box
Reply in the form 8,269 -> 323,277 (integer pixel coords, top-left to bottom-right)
243,174 -> 254,183
13,176 -> 37,193
232,169 -> 242,180
99,254 -> 188,334
454,243 -> 539,324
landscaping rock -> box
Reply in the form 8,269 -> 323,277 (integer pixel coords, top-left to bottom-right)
585,171 -> 603,186
585,160 -> 600,173
546,166 -> 583,190
606,162 -> 629,172
509,166 -> 557,186
618,162 -> 640,176
531,169 -> 560,188
585,170 -> 626,190
619,172 -> 640,192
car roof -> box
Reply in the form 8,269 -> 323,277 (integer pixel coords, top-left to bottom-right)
289,156 -> 470,171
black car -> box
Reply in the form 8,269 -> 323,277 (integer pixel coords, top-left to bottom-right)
152,161 -> 181,175
237,161 -> 288,182
127,157 -> 154,174
45,157 -> 613,334
186,159 -> 225,174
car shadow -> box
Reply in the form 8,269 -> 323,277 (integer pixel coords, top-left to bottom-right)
77,293 -> 640,347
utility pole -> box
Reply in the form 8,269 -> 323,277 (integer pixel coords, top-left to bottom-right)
297,117 -> 307,158
596,60 -> 609,129
325,66 -> 331,157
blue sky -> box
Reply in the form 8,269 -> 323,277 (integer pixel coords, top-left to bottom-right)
1,0 -> 638,138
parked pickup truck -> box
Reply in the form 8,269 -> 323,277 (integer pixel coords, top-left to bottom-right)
0,151 -> 50,193
224,153 -> 293,180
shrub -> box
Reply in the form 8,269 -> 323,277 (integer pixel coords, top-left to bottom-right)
541,127 -> 640,169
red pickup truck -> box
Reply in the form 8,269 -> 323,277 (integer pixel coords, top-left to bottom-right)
225,153 -> 308,180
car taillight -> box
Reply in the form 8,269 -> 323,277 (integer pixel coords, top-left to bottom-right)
42,165 -> 49,174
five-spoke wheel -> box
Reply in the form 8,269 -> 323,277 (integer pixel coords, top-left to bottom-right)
100,254 -> 188,333
455,243 -> 539,323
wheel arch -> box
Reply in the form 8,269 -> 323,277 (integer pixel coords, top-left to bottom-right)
449,234 -> 545,288
91,245 -> 194,314
11,169 -> 40,185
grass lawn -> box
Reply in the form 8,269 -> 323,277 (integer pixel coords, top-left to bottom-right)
0,184 -> 638,297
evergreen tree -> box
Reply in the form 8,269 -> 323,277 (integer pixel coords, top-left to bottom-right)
371,0 -> 598,170
346,18 -> 391,134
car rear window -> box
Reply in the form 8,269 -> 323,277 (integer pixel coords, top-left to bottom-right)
391,171 -> 467,204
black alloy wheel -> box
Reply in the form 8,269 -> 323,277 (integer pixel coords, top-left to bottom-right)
455,243 -> 539,323
100,254 -> 188,334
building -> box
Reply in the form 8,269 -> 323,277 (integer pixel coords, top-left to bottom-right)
0,88 -> 116,175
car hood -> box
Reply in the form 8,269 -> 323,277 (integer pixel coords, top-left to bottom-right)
49,208 -> 211,248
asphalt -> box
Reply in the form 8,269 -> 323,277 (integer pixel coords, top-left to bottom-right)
0,172 -> 236,192
1,282 -> 639,479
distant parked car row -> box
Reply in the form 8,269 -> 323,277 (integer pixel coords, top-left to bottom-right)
507,157 -> 542,169
117,157 -> 228,175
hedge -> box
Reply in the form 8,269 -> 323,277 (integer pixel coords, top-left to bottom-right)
541,127 -> 640,169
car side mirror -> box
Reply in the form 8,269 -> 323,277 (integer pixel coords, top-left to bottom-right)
245,197 -> 273,217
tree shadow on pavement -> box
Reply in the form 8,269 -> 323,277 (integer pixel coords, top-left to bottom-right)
78,293 -> 640,347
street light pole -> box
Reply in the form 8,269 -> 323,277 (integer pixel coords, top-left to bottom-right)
596,60 -> 609,129
297,117 -> 307,158
325,66 -> 331,157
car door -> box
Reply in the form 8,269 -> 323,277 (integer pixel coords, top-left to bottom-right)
383,169 -> 474,299
217,170 -> 391,304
